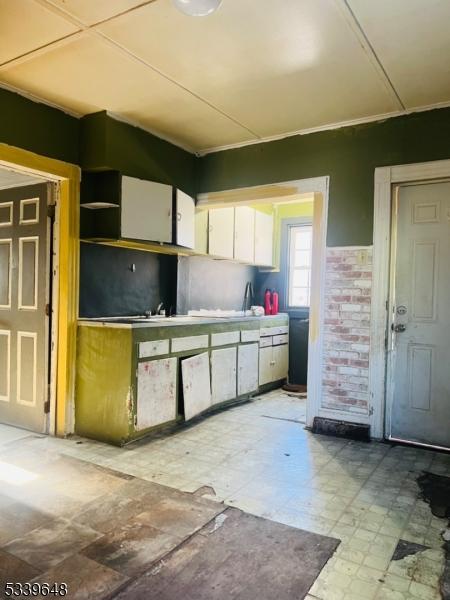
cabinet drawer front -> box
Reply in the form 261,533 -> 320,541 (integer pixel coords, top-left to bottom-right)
261,325 -> 289,337
272,334 -> 289,346
211,331 -> 240,346
241,329 -> 260,342
259,336 -> 273,348
171,334 -> 209,353
139,339 -> 169,358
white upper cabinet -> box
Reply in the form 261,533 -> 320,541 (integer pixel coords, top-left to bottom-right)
175,189 -> 195,249
195,209 -> 208,254
234,206 -> 255,263
254,210 -> 274,267
121,176 -> 172,243
208,207 -> 234,259
195,205 -> 274,265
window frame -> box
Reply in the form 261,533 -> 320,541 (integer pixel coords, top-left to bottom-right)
286,221 -> 313,310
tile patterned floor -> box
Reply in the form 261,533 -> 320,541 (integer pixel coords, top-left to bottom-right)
1,390 -> 449,599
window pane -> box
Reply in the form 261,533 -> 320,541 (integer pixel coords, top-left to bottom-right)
293,269 -> 309,287
295,250 -> 311,268
291,287 -> 309,306
295,228 -> 312,250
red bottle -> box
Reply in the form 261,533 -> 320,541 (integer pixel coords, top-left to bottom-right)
271,290 -> 279,315
264,289 -> 272,316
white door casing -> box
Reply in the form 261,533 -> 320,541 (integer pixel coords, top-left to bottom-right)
371,159 -> 450,444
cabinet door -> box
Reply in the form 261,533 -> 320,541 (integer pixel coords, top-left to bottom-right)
238,343 -> 259,395
211,347 -> 237,405
176,189 -> 195,249
136,357 -> 177,430
259,346 -> 274,386
195,209 -> 208,254
208,207 -> 234,258
254,210 -> 274,266
182,352 -> 211,420
234,206 -> 255,263
121,176 -> 172,243
273,344 -> 289,381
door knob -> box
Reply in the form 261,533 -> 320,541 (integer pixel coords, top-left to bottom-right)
392,323 -> 406,332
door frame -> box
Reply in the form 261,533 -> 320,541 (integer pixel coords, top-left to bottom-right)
0,143 -> 80,436
371,159 -> 450,441
197,176 -> 329,430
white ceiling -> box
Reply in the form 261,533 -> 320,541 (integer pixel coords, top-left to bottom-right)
0,0 -> 449,154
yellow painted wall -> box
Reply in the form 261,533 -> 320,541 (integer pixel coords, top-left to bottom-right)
252,200 -> 314,270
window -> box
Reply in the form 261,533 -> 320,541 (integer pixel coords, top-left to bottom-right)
288,224 -> 312,307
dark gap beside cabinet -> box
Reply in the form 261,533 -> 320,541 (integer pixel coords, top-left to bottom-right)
256,262 -> 309,386
79,242 -> 177,318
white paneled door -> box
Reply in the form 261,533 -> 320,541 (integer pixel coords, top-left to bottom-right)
0,184 -> 50,433
389,182 -> 450,448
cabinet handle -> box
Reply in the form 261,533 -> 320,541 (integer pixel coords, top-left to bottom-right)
177,212 -> 182,222
270,360 -> 275,366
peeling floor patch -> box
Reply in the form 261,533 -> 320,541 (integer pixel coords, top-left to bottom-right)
392,539 -> 430,561
417,471 -> 450,599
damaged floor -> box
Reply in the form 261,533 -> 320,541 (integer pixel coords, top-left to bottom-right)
1,390 -> 449,599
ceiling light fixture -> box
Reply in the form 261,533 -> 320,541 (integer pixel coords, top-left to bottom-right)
172,0 -> 222,17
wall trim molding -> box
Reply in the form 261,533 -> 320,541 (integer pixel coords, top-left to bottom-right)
370,158 -> 450,439
197,101 -> 450,156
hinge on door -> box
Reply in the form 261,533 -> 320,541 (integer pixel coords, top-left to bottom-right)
47,204 -> 56,220
44,386 -> 51,413
45,303 -> 51,317
369,406 -> 374,416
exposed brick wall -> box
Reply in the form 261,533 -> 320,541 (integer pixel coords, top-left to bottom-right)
322,247 -> 372,416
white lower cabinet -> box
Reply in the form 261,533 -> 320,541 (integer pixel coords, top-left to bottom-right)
181,352 -> 211,420
273,344 -> 289,381
211,347 -> 237,405
136,357 -> 177,430
259,344 -> 288,386
238,343 -> 259,395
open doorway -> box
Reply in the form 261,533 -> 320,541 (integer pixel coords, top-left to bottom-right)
0,146 -> 80,438
196,176 -> 329,429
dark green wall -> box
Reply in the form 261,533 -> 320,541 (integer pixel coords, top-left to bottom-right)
80,111 -> 197,196
197,108 -> 450,246
0,87 -> 79,164
0,91 -> 196,195
3,87 -> 450,246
